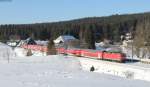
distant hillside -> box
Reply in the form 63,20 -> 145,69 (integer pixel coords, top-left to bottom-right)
0,12 -> 150,42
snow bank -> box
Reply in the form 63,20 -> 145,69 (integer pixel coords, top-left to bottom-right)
79,57 -> 150,82
0,42 -> 16,61
14,47 -> 47,57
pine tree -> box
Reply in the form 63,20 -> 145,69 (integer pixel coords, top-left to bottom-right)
80,24 -> 95,49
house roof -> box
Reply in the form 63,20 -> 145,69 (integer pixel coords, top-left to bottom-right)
54,35 -> 76,44
25,37 -> 37,45
17,37 -> 37,46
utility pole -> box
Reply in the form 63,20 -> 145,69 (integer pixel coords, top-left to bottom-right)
64,42 -> 68,57
131,39 -> 133,62
131,29 -> 134,62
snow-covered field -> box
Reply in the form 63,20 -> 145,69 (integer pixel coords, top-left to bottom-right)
0,43 -> 15,62
79,57 -> 150,81
0,42 -> 150,87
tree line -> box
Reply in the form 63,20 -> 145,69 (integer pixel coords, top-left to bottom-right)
0,12 -> 150,50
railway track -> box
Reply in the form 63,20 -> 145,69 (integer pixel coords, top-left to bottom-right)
65,55 -> 150,71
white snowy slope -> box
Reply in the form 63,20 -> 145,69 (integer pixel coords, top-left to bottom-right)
14,47 -> 47,57
0,42 -> 15,61
78,57 -> 150,81
0,42 -> 150,87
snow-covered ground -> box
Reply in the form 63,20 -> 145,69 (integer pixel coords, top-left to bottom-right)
0,42 -> 16,62
79,57 -> 150,81
14,47 -> 47,57
0,42 -> 150,87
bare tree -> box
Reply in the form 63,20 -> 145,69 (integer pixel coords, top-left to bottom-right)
133,18 -> 150,59
3,48 -> 11,63
26,49 -> 33,56
47,39 -> 56,55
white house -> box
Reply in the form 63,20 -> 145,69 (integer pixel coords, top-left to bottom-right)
122,40 -> 133,47
53,35 -> 76,44
125,33 -> 132,40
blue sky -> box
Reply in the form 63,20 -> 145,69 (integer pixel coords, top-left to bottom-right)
0,0 -> 150,24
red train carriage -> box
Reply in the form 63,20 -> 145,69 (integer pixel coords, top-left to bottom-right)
66,49 -> 77,55
102,52 -> 126,62
97,51 -> 103,59
57,48 -> 66,54
75,50 -> 82,57
21,45 -> 126,63
81,50 -> 99,59
21,45 -> 48,52
80,50 -> 125,62
58,48 -> 82,57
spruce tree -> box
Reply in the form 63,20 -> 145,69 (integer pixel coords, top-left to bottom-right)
82,25 -> 96,49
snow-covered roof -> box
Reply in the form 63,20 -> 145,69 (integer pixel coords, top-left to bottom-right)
54,35 -> 76,44
24,37 -> 37,45
105,47 -> 122,53
35,40 -> 48,46
17,37 -> 37,46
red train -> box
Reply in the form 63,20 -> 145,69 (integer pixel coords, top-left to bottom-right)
21,45 -> 126,63
21,45 -> 48,52
57,48 -> 126,63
